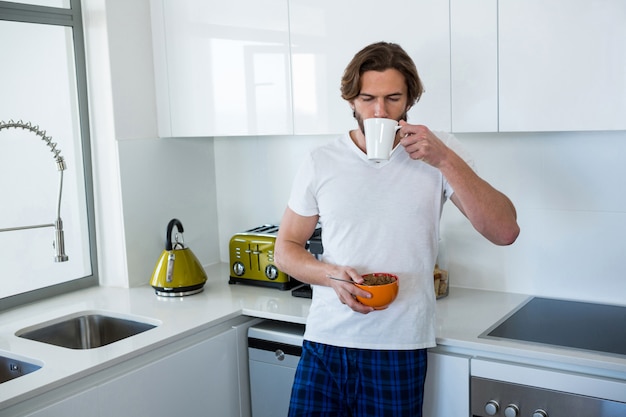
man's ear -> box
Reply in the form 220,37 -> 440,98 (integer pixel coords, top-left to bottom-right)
349,101 -> 356,118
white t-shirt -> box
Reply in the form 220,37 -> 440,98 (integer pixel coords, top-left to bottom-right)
287,131 -> 473,350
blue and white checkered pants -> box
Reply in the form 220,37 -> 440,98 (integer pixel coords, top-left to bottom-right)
288,340 -> 428,417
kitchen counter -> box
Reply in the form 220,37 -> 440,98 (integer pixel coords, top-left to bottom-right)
1,263 -> 625,410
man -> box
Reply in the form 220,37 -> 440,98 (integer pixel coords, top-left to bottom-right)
275,42 -> 519,416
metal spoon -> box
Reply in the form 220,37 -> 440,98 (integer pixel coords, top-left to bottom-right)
327,275 -> 356,284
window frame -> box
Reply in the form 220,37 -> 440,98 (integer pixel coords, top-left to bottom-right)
0,0 -> 98,311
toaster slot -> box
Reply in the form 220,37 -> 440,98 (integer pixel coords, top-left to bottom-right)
251,243 -> 261,272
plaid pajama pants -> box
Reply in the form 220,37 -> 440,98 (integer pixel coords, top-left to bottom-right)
288,340 -> 428,417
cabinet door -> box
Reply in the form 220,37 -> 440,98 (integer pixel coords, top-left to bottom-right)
151,0 -> 292,137
289,0 -> 451,135
450,0 -> 498,133
22,388 -> 99,417
498,0 -> 626,132
97,328 -> 240,417
422,351 -> 470,417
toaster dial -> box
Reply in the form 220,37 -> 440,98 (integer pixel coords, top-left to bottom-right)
265,264 -> 279,280
233,261 -> 245,276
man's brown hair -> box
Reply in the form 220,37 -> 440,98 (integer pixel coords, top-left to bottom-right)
340,42 -> 424,108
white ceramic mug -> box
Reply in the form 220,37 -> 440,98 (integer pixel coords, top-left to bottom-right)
363,118 -> 401,161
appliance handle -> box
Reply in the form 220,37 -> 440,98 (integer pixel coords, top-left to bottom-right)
166,251 -> 175,283
165,218 -> 184,250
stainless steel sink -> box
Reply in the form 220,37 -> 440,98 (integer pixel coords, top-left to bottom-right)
17,313 -> 157,349
0,355 -> 41,384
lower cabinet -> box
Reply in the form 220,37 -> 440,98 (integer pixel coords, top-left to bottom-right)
18,387 -> 100,417
423,350 -> 470,417
16,317 -> 258,417
97,328 -> 240,416
10,321 -> 469,417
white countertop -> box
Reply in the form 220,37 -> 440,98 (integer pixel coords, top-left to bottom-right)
1,263 -> 625,410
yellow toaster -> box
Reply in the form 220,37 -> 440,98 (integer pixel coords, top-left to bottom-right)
228,225 -> 295,290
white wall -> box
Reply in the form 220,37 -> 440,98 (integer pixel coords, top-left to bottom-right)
213,134 -> 332,260
443,131 -> 626,304
82,0 -> 129,288
117,138 -> 219,286
213,130 -> 626,305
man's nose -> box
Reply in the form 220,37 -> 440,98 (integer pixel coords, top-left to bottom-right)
373,99 -> 388,118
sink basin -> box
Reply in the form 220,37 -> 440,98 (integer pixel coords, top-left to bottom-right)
17,312 -> 158,350
0,354 -> 41,384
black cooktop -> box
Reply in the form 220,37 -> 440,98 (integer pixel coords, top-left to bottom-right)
482,297 -> 626,357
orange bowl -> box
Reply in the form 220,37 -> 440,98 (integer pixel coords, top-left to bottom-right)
354,273 -> 399,310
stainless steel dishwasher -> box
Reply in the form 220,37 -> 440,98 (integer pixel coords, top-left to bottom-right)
248,320 -> 305,417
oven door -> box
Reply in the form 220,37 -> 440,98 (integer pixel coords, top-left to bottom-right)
471,359 -> 626,417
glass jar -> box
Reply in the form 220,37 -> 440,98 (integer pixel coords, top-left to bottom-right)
434,239 -> 449,299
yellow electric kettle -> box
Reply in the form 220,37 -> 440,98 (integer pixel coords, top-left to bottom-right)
150,218 -> 207,297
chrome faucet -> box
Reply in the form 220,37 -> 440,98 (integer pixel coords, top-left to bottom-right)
0,119 -> 68,262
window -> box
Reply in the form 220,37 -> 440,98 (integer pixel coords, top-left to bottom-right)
0,0 -> 97,310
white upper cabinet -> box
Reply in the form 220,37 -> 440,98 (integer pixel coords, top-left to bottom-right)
451,0 -> 626,133
151,0 -> 292,137
151,0 -> 450,137
498,0 -> 626,132
289,0 -> 452,135
152,0 -> 624,137
450,0 -> 498,132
